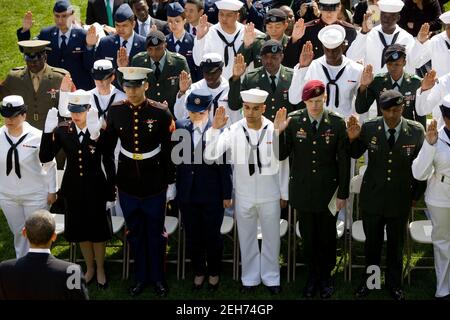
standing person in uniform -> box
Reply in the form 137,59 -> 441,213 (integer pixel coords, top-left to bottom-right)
274,80 -> 350,299
0,210 -> 89,300
118,30 -> 190,115
0,40 -> 69,131
174,90 -> 233,291
0,96 -> 57,258
412,97 -> 450,300
283,0 -> 357,68
17,0 -> 97,90
193,0 -> 246,80
40,90 -> 116,289
347,90 -> 426,300
205,89 -> 289,295
288,25 -> 364,120
165,2 -> 202,83
105,67 -> 175,297
174,53 -> 241,123
355,44 -> 426,128
229,42 -> 295,122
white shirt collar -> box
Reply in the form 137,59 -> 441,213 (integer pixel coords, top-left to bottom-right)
193,120 -> 208,133
266,67 -> 281,80
173,32 -> 186,43
140,15 -> 152,26
390,74 -> 404,87
75,125 -> 87,135
120,32 -> 135,45
29,248 -> 51,254
59,27 -> 72,38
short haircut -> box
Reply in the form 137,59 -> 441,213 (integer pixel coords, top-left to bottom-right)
185,0 -> 204,11
25,210 -> 56,246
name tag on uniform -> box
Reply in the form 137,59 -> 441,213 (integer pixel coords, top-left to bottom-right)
72,47 -> 83,53
167,76 -> 178,86
22,144 -> 38,149
283,90 -> 288,100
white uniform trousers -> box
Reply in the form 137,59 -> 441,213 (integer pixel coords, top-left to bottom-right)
428,204 -> 450,298
235,198 -> 280,286
0,192 -> 49,258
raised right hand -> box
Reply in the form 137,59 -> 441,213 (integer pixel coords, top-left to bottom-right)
346,115 -> 361,141
425,119 -> 438,145
274,107 -> 291,133
232,53 -> 247,79
360,64 -> 374,87
243,22 -> 256,48
44,108 -> 59,133
179,70 -> 191,93
421,69 -> 437,91
291,18 -> 305,43
22,11 -> 33,31
196,14 -> 209,40
60,74 -> 75,92
116,47 -> 129,67
299,41 -> 314,67
212,106 -> 229,129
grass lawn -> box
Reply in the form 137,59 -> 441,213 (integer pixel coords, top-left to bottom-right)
0,0 -> 446,301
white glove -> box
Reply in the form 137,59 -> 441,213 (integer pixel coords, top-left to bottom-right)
57,91 -> 71,118
44,108 -> 59,133
86,107 -> 101,140
166,183 -> 176,202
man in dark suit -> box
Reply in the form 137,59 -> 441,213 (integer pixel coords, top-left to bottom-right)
0,210 -> 89,300
86,0 -> 125,26
17,0 -> 96,90
132,0 -> 170,36
95,3 -> 147,69
175,90 -> 232,291
229,41 -> 295,122
348,90 -> 426,300
184,0 -> 204,36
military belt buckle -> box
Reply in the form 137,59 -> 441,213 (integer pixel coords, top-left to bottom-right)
132,153 -> 143,160
34,113 -> 39,121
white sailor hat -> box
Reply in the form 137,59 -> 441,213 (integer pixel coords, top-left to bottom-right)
215,0 -> 243,11
440,94 -> 450,118
200,53 -> 224,73
118,67 -> 152,87
439,11 -> 450,25
318,24 -> 346,49
377,0 -> 404,13
68,89 -> 91,113
92,59 -> 115,80
241,89 -> 269,104
0,95 -> 27,118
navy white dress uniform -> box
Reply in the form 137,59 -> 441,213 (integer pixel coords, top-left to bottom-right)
175,90 -> 233,282
415,72 -> 450,130
346,0 -> 427,75
39,90 -> 115,243
205,89 -> 289,290
416,12 -> 450,78
289,25 -> 364,120
104,67 -> 175,296
165,2 -> 202,83
174,53 -> 241,124
193,0 -> 245,80
412,97 -> 450,299
16,1 -> 95,90
0,96 -> 57,258
95,4 -> 147,68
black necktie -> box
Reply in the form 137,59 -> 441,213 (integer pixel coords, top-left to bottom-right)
122,40 -> 128,48
311,120 -> 318,135
445,41 -> 450,50
78,131 -> 85,143
192,27 -> 197,36
60,34 -> 67,52
5,133 -> 28,179
243,125 -> 268,176
211,90 -> 224,115
392,81 -> 400,90
270,75 -> 277,93
388,128 -> 396,148
154,61 -> 161,80
444,127 -> 450,141
378,31 -> 400,68
93,93 -> 116,118
321,64 -> 346,108
216,30 -> 241,67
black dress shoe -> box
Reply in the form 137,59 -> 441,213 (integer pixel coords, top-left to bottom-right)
192,282 -> 204,291
97,280 -> 109,290
266,285 -> 281,295
129,282 -> 146,297
389,287 -> 405,301
355,283 -> 371,298
435,294 -> 450,300
240,285 -> 258,294
154,281 -> 169,297
207,281 -> 220,292
302,277 -> 317,298
319,279 -> 335,299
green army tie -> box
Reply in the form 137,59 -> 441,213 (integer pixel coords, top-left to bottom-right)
106,0 -> 114,27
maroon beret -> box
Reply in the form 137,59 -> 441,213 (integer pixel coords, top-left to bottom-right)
302,80 -> 326,101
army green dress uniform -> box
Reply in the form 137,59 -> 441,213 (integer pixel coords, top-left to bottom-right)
229,41 -> 295,121
350,91 -> 426,295
242,34 -> 290,69
277,80 -> 350,297
127,31 -> 190,116
355,72 -> 426,128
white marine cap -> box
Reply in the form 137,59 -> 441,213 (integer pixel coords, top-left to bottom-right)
318,24 -> 346,49
377,0 -> 404,13
68,90 -> 91,105
118,66 -> 152,80
93,59 -> 113,71
241,89 -> 269,104
215,0 -> 243,11
439,11 -> 450,25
